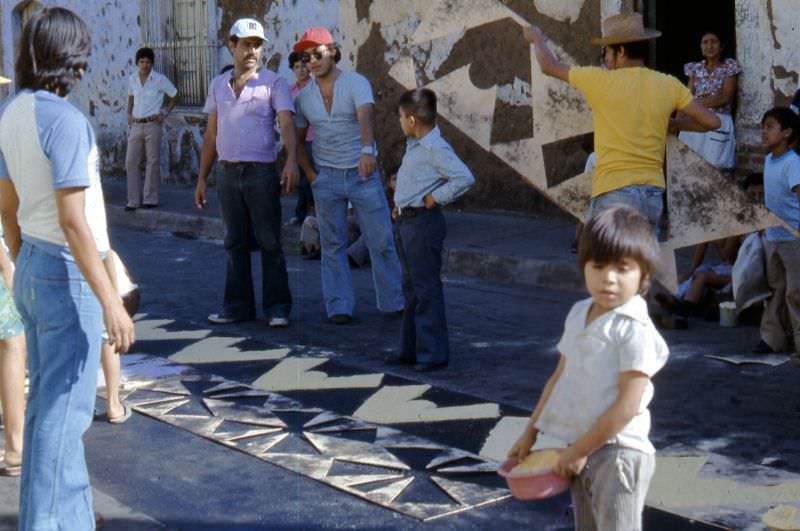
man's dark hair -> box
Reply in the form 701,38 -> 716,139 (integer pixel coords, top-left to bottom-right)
578,206 -> 659,290
762,106 -> 800,150
15,7 -> 91,96
135,47 -> 155,63
608,39 -> 649,62
288,51 -> 301,68
397,88 -> 437,126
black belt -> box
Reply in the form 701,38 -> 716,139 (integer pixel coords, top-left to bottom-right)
397,205 -> 438,218
133,115 -> 159,123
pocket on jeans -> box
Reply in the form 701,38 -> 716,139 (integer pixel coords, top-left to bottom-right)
312,168 -> 327,187
615,453 -> 637,494
31,279 -> 81,332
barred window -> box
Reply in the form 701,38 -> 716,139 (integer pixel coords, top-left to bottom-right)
141,0 -> 216,106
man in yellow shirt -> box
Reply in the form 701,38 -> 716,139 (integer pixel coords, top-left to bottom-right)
524,13 -> 720,235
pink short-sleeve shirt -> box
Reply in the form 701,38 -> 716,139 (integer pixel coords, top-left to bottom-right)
203,68 -> 294,163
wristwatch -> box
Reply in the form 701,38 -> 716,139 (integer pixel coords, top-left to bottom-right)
360,145 -> 376,156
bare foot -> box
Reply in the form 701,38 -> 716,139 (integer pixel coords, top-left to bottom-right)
106,399 -> 125,421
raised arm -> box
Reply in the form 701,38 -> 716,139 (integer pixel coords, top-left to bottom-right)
523,24 -> 570,82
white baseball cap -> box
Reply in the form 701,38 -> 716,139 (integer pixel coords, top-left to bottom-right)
230,18 -> 267,42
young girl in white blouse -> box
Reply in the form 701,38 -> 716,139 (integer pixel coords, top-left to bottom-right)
509,206 -> 669,531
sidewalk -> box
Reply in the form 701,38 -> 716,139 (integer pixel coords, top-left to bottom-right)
103,178 -> 695,291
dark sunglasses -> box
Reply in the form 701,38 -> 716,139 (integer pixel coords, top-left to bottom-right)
300,49 -> 328,63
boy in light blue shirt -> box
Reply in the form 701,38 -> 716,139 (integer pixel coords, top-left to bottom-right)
754,107 -> 800,364
384,88 -> 474,372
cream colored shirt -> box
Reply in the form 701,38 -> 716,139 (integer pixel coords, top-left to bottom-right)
536,295 -> 669,455
128,71 -> 177,119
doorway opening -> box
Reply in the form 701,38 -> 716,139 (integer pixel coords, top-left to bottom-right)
643,0 -> 737,81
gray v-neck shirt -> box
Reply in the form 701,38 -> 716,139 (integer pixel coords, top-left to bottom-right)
294,71 -> 374,169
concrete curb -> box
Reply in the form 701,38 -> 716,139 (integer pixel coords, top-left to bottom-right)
108,205 -> 584,292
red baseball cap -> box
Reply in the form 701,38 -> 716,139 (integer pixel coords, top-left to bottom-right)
293,27 -> 335,53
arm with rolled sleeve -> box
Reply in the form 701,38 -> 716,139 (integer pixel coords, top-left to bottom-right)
429,145 -> 475,206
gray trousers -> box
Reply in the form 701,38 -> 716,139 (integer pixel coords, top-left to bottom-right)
125,121 -> 162,207
761,239 -> 800,353
570,445 -> 655,531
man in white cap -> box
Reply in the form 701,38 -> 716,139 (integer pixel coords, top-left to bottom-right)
195,18 -> 298,327
524,13 -> 721,233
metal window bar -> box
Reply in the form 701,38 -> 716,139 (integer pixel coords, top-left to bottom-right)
141,0 -> 215,107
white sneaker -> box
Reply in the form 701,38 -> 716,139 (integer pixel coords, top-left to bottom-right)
268,316 -> 289,328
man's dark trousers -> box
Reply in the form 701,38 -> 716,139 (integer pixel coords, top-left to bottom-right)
395,207 -> 449,365
294,141 -> 315,221
217,161 -> 292,320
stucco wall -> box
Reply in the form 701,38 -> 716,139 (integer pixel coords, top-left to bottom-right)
735,0 -> 800,172
1,0 -> 140,169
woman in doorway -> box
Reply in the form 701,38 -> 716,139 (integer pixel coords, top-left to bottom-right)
678,31 -> 741,174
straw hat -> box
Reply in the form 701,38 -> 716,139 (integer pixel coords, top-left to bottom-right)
590,13 -> 661,46
0,76 -> 10,84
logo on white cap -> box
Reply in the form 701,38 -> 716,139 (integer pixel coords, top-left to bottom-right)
230,18 -> 267,41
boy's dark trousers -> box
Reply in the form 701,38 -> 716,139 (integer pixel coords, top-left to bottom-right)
395,206 -> 449,365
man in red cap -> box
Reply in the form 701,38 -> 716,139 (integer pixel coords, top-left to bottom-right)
195,18 -> 298,328
292,27 -> 403,324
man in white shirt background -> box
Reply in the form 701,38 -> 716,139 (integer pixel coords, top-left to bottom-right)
125,46 -> 178,211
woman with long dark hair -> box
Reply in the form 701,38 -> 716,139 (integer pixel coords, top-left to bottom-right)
0,7 -> 133,529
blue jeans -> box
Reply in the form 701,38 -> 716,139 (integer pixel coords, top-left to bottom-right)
587,185 -> 664,238
396,208 -> 449,365
14,242 -> 103,531
312,167 -> 404,316
217,161 -> 292,319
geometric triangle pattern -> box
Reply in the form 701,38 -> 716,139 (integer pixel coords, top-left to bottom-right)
377,5 -> 786,291
110,354 -> 510,521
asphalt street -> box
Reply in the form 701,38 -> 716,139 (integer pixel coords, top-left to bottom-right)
1,225 -> 797,530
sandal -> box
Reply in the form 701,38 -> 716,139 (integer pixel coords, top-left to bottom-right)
107,402 -> 132,424
0,462 -> 21,477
